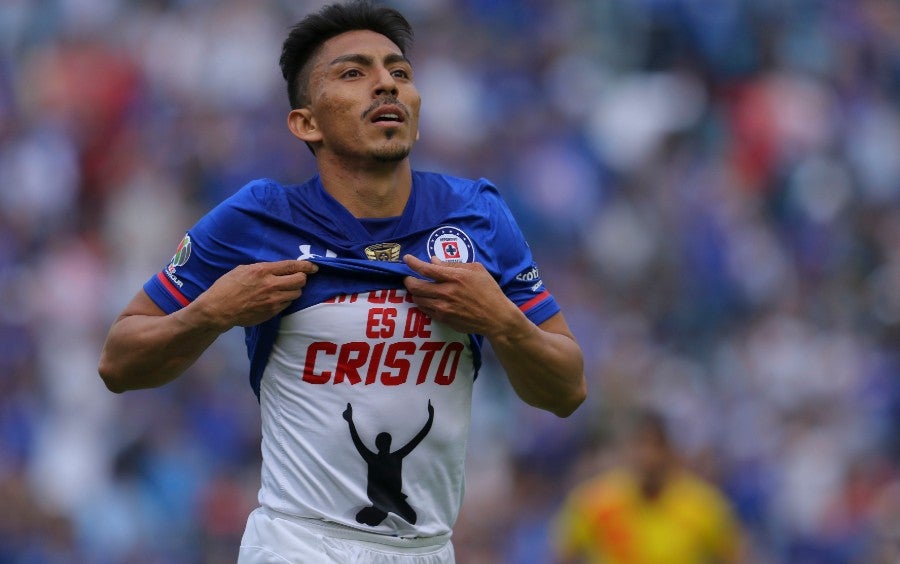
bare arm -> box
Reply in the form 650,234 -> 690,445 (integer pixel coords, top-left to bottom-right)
490,311 -> 585,417
98,260 -> 318,393
403,255 -> 586,417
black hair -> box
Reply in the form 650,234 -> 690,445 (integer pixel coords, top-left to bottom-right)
279,1 -> 414,109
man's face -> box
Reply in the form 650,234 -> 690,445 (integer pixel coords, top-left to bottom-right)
630,426 -> 671,479
304,30 -> 421,163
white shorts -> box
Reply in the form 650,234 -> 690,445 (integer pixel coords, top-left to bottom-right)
238,507 -> 455,563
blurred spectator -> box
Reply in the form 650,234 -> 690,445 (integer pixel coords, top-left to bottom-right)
553,409 -> 743,564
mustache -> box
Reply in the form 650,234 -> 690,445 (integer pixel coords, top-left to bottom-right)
361,97 -> 410,120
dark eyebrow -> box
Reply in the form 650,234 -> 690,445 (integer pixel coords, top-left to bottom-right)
328,53 -> 411,67
383,53 -> 411,66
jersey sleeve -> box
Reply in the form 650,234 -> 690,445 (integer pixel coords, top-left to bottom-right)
479,181 -> 560,326
143,180 -> 280,314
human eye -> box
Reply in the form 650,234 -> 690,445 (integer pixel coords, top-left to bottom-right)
340,68 -> 363,79
391,67 -> 411,80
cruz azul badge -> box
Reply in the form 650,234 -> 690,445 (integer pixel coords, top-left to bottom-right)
427,226 -> 474,263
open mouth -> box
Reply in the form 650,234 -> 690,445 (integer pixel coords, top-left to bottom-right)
373,113 -> 403,123
367,103 -> 408,125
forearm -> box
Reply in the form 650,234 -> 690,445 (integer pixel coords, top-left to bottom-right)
98,305 -> 224,393
399,256 -> 586,415
99,261 -> 316,393
487,310 -> 586,418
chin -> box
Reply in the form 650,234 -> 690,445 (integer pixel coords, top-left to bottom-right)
372,144 -> 411,163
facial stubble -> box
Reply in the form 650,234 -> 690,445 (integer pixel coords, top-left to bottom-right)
371,129 -> 411,163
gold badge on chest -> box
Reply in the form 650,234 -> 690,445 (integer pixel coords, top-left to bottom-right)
364,242 -> 402,262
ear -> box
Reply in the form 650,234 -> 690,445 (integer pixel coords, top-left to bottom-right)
287,108 -> 323,144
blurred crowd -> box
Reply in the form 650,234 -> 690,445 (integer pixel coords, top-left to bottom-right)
2,0 -> 900,562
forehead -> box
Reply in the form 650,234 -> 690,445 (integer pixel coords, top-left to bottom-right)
313,29 -> 404,69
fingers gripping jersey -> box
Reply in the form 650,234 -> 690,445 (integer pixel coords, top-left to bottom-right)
143,171 -> 559,539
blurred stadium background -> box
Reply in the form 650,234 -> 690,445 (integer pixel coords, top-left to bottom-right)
3,0 -> 900,562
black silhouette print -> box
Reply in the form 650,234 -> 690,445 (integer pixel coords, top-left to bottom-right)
342,400 -> 434,526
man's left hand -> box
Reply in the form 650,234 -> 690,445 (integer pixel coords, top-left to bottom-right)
402,254 -> 518,338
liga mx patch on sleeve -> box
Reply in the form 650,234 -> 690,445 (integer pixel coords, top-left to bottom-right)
171,234 -> 192,267
157,233 -> 193,300
427,226 -> 474,263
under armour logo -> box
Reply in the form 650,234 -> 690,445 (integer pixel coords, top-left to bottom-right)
297,244 -> 337,261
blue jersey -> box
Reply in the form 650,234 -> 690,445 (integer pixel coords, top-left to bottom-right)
143,171 -> 559,538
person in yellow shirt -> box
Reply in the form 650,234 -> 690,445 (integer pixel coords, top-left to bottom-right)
554,410 -> 743,564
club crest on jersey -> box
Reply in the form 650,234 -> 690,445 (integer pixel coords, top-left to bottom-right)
427,226 -> 474,263
170,234 -> 191,268
365,242 -> 401,262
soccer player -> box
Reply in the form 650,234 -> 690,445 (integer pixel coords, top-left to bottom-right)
98,1 -> 586,562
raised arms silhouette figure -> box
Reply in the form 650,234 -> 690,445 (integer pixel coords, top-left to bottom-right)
343,400 -> 434,525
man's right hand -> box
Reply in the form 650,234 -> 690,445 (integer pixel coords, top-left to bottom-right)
192,259 -> 318,331
99,259 -> 318,393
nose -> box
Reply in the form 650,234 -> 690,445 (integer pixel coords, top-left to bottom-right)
373,67 -> 398,97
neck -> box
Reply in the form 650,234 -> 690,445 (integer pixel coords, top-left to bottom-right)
317,154 -> 412,218
638,465 -> 672,501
